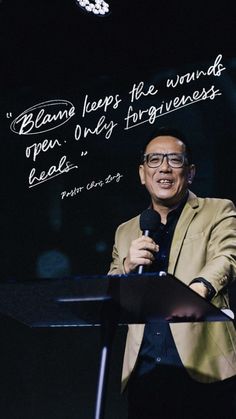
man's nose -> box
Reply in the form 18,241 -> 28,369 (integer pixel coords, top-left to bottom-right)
159,156 -> 172,171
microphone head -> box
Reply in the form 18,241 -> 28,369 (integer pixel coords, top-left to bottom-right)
139,208 -> 161,232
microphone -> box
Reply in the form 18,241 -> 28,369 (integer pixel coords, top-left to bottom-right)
138,208 -> 161,274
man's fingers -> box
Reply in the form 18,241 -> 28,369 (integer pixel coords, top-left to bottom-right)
139,249 -> 155,260
124,236 -> 159,273
137,257 -> 154,266
131,236 -> 159,253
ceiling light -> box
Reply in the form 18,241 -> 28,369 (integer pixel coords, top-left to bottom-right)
76,0 -> 110,16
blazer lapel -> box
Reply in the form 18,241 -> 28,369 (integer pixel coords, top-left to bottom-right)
168,191 -> 200,274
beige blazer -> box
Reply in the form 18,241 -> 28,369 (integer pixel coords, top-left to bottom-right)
109,192 -> 236,389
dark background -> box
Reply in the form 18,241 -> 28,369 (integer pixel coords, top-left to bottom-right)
0,1 -> 236,418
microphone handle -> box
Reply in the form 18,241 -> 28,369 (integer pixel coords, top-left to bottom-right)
138,265 -> 144,275
138,230 -> 149,275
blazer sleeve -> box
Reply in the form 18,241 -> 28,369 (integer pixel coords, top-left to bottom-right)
108,225 -> 126,275
108,215 -> 140,275
195,199 -> 236,294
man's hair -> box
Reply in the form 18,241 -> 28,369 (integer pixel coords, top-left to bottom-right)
140,126 -> 193,164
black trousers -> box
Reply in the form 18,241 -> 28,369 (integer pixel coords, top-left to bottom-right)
127,365 -> 236,419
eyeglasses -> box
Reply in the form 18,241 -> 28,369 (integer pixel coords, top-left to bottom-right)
143,153 -> 187,168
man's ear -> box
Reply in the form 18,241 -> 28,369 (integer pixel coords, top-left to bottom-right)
139,164 -> 145,185
187,164 -> 196,184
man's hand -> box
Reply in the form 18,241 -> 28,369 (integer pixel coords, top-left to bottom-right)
123,236 -> 159,274
189,282 -> 208,299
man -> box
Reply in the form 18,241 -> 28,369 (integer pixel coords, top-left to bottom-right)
109,127 -> 236,419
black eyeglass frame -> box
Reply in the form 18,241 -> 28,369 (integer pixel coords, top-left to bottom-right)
143,152 -> 188,168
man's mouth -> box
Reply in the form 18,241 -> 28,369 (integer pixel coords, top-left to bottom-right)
157,179 -> 173,184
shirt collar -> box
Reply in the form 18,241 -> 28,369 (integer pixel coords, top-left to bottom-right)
149,190 -> 189,224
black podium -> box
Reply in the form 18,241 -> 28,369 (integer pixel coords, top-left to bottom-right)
0,273 -> 233,419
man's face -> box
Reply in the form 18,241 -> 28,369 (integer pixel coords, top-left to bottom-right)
139,135 -> 195,209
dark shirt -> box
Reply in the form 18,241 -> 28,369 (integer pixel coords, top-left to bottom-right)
133,194 -> 188,378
